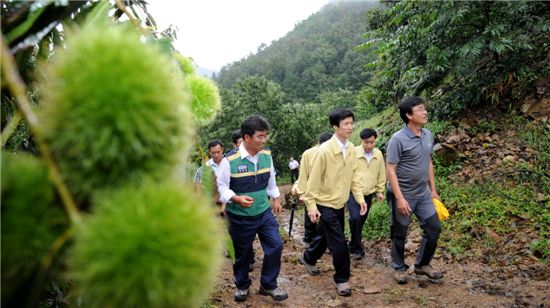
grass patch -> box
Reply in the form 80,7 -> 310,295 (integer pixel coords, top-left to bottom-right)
437,169 -> 549,260
363,200 -> 391,240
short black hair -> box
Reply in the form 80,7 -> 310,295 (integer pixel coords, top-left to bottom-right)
318,132 -> 333,144
398,96 -> 425,124
329,108 -> 354,127
231,129 -> 242,144
241,115 -> 270,138
207,139 -> 224,150
359,128 -> 377,140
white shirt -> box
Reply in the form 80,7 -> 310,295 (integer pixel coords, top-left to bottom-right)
289,159 -> 299,170
363,150 -> 374,163
193,158 -> 222,184
217,143 -> 280,204
335,137 -> 347,159
205,158 -> 221,177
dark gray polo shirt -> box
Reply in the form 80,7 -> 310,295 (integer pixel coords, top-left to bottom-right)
386,125 -> 434,199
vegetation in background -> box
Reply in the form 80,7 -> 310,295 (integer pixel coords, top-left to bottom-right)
216,1 -> 381,103
361,0 -> 550,117
363,201 -> 391,241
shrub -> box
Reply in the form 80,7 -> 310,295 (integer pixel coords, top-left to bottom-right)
363,201 -> 391,240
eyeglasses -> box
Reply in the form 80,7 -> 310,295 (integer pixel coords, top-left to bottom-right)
254,134 -> 270,142
412,106 -> 427,113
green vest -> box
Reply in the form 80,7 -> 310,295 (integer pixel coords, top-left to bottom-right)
226,148 -> 272,216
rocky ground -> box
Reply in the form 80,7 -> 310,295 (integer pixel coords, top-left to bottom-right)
207,186 -> 549,307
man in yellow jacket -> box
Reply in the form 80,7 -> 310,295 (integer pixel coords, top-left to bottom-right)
347,128 -> 386,260
299,108 -> 367,297
292,132 -> 333,246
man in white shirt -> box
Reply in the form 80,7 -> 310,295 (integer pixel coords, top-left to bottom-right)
194,139 -> 225,213
194,139 -> 224,185
288,156 -> 300,183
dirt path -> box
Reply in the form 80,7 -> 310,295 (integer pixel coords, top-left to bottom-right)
208,186 -> 549,307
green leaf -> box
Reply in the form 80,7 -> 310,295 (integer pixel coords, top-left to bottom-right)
5,6 -> 49,43
82,0 -> 112,30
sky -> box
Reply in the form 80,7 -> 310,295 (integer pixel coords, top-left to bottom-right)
147,0 -> 328,72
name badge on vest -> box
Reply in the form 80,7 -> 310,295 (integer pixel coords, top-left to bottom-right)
237,164 -> 248,173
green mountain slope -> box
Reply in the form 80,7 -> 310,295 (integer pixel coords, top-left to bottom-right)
215,1 -> 381,102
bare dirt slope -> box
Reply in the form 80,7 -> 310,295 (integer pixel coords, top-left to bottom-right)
208,186 -> 548,307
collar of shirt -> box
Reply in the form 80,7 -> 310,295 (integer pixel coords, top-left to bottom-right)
334,136 -> 347,157
403,125 -> 425,139
363,150 -> 374,161
205,158 -> 219,168
239,143 -> 259,164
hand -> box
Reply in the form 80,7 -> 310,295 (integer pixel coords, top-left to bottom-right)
376,192 -> 385,201
272,198 -> 282,215
308,209 -> 321,223
432,191 -> 440,201
360,202 -> 368,216
299,195 -> 305,202
219,203 -> 226,217
236,195 -> 254,208
396,197 -> 411,216
291,183 -> 299,195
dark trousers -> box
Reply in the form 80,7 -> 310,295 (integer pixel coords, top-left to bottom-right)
346,193 -> 373,255
227,209 -> 283,290
290,168 -> 299,183
303,205 -> 350,283
303,208 -> 317,243
387,191 -> 441,271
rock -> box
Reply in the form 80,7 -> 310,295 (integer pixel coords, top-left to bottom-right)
362,287 -> 381,294
447,133 -> 461,144
434,143 -> 459,165
486,226 -> 501,242
326,299 -> 344,307
405,241 -> 415,252
503,155 -> 516,163
522,96 -> 550,120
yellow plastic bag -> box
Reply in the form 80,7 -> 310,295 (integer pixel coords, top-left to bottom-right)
433,198 -> 449,221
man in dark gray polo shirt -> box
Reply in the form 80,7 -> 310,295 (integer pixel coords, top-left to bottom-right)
386,96 -> 443,284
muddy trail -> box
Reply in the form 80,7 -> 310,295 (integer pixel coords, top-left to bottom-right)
208,186 -> 549,307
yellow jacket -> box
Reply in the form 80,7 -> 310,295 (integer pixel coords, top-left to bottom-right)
296,145 -> 319,195
354,146 -> 386,195
304,135 -> 364,211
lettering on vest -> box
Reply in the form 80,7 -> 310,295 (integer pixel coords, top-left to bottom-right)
237,164 -> 248,173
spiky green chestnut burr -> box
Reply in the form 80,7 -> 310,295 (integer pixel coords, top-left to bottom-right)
1,152 -> 66,303
174,53 -> 196,76
39,25 -> 192,200
185,75 -> 221,125
68,181 -> 223,307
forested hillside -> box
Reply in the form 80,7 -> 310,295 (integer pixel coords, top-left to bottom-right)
216,1 -> 380,102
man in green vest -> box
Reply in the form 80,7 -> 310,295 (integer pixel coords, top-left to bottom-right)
217,115 -> 288,302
